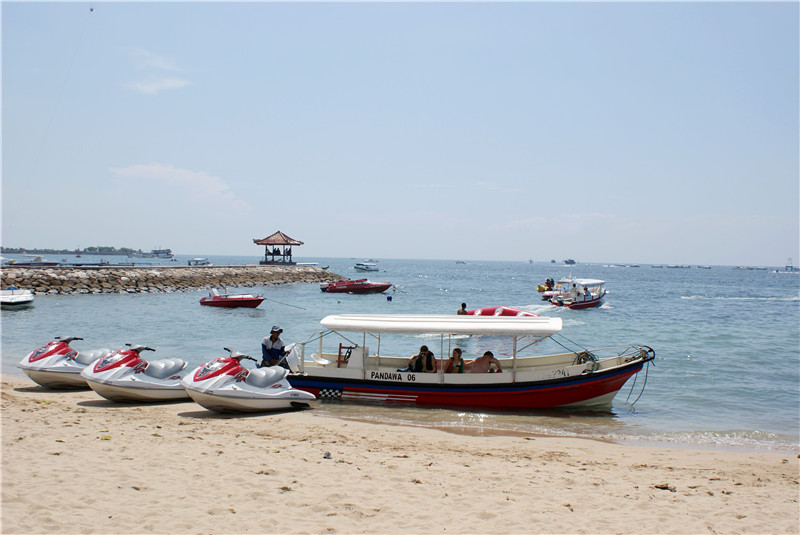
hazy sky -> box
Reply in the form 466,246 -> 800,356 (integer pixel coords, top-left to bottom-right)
3,2 -> 798,265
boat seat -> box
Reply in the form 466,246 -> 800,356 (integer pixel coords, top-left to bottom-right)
245,366 -> 289,388
75,349 -> 111,366
143,358 -> 187,379
311,353 -> 333,366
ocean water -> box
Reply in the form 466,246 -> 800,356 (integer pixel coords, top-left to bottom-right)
2,254 -> 798,453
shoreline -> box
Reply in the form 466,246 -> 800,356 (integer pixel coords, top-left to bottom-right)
2,375 -> 798,534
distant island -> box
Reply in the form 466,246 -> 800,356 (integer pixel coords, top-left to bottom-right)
1,246 -> 142,256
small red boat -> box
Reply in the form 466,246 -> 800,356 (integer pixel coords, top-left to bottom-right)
200,289 -> 264,308
320,279 -> 393,294
467,306 -> 538,317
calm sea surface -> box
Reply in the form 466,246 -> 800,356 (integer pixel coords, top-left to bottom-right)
2,254 -> 798,453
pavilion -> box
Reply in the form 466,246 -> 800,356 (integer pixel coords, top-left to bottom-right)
253,231 -> 304,265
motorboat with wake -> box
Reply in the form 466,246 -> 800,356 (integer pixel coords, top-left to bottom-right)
320,279 -> 393,294
182,347 -> 316,412
81,344 -> 189,402
287,313 -> 654,409
18,337 -> 111,389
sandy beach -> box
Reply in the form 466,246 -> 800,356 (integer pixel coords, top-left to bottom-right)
2,375 -> 797,534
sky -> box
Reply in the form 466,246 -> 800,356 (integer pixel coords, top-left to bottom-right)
2,2 -> 798,265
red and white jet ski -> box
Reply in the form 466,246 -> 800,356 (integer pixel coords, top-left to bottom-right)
18,336 -> 110,389
181,347 -> 316,413
81,344 -> 189,402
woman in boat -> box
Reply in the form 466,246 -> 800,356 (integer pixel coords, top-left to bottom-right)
442,348 -> 465,373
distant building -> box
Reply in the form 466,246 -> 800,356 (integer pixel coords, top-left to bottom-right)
253,231 -> 304,265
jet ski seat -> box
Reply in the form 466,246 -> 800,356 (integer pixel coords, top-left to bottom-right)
144,358 -> 187,379
75,349 -> 111,366
245,366 -> 289,388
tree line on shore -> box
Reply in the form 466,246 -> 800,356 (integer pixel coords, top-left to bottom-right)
1,246 -> 142,256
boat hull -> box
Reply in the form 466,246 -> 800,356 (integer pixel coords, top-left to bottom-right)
20,368 -> 88,389
289,362 -> 643,410
321,280 -> 392,294
185,389 -> 315,413
551,296 -> 604,309
84,378 -> 189,402
200,297 -> 264,308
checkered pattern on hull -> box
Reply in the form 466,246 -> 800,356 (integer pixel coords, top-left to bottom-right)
318,388 -> 342,399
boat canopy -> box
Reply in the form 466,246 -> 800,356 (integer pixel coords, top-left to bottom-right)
320,314 -> 562,336
556,278 -> 605,286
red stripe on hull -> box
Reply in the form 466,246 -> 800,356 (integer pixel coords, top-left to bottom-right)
293,368 -> 639,409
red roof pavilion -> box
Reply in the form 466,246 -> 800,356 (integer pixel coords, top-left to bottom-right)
253,231 -> 304,265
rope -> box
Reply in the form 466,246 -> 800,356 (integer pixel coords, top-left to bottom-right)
629,361 -> 652,407
263,297 -> 306,310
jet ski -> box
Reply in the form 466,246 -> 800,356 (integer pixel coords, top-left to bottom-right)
18,336 -> 110,389
81,344 -> 189,402
181,346 -> 316,413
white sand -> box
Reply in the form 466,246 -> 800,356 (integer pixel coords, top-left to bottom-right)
2,376 -> 798,534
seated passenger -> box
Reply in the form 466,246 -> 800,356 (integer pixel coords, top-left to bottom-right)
442,348 -> 465,373
407,345 -> 436,373
467,351 -> 502,373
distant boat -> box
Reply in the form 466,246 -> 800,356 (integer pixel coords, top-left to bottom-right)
187,258 -> 211,266
354,262 -> 379,272
651,265 -> 663,268
697,265 -> 711,269
564,259 -> 576,265
784,258 -> 798,272
455,260 -> 467,264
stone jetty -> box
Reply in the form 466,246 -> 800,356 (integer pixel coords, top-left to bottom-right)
0,265 -> 345,296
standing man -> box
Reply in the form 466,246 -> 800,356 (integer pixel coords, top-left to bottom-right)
261,326 -> 287,368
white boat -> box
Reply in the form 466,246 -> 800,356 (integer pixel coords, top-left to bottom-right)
287,314 -> 655,409
187,257 -> 211,266
81,345 -> 189,402
550,279 -> 606,309
354,262 -> 379,272
1,287 -> 34,308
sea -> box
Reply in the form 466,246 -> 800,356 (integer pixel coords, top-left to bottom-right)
2,253 -> 798,453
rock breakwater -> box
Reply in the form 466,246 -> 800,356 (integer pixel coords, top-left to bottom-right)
1,265 -> 345,296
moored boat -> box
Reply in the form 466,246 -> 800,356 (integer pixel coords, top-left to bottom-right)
1,287 -> 35,308
287,314 -> 654,409
320,279 -> 393,294
200,289 -> 264,308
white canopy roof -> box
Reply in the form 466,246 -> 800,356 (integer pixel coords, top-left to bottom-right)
320,314 -> 562,336
556,278 -> 605,286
